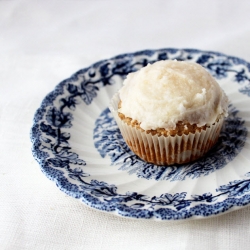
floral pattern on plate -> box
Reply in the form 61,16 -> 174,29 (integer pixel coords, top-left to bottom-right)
31,48 -> 250,220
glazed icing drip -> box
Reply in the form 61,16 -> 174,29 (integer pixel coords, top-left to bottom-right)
118,60 -> 228,130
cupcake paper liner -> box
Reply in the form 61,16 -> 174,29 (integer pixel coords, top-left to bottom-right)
109,93 -> 224,165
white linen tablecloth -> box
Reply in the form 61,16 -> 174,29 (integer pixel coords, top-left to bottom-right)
1,0 -> 250,249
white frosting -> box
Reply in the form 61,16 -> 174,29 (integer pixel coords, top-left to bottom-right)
118,60 -> 228,130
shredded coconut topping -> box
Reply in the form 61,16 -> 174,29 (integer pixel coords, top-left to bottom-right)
118,60 -> 228,130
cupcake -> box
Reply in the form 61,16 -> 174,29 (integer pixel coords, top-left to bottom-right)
109,60 -> 228,165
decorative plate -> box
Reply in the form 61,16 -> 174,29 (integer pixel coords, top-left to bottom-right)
31,48 -> 250,220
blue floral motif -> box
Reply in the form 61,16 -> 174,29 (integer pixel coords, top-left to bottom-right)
46,107 -> 73,128
216,178 -> 250,197
194,52 -> 250,95
93,104 -> 247,181
207,59 -> 233,79
31,48 -> 250,220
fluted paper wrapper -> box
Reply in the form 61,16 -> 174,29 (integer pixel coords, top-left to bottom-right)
109,93 -> 224,165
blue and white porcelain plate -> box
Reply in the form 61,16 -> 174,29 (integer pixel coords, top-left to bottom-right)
31,48 -> 250,220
